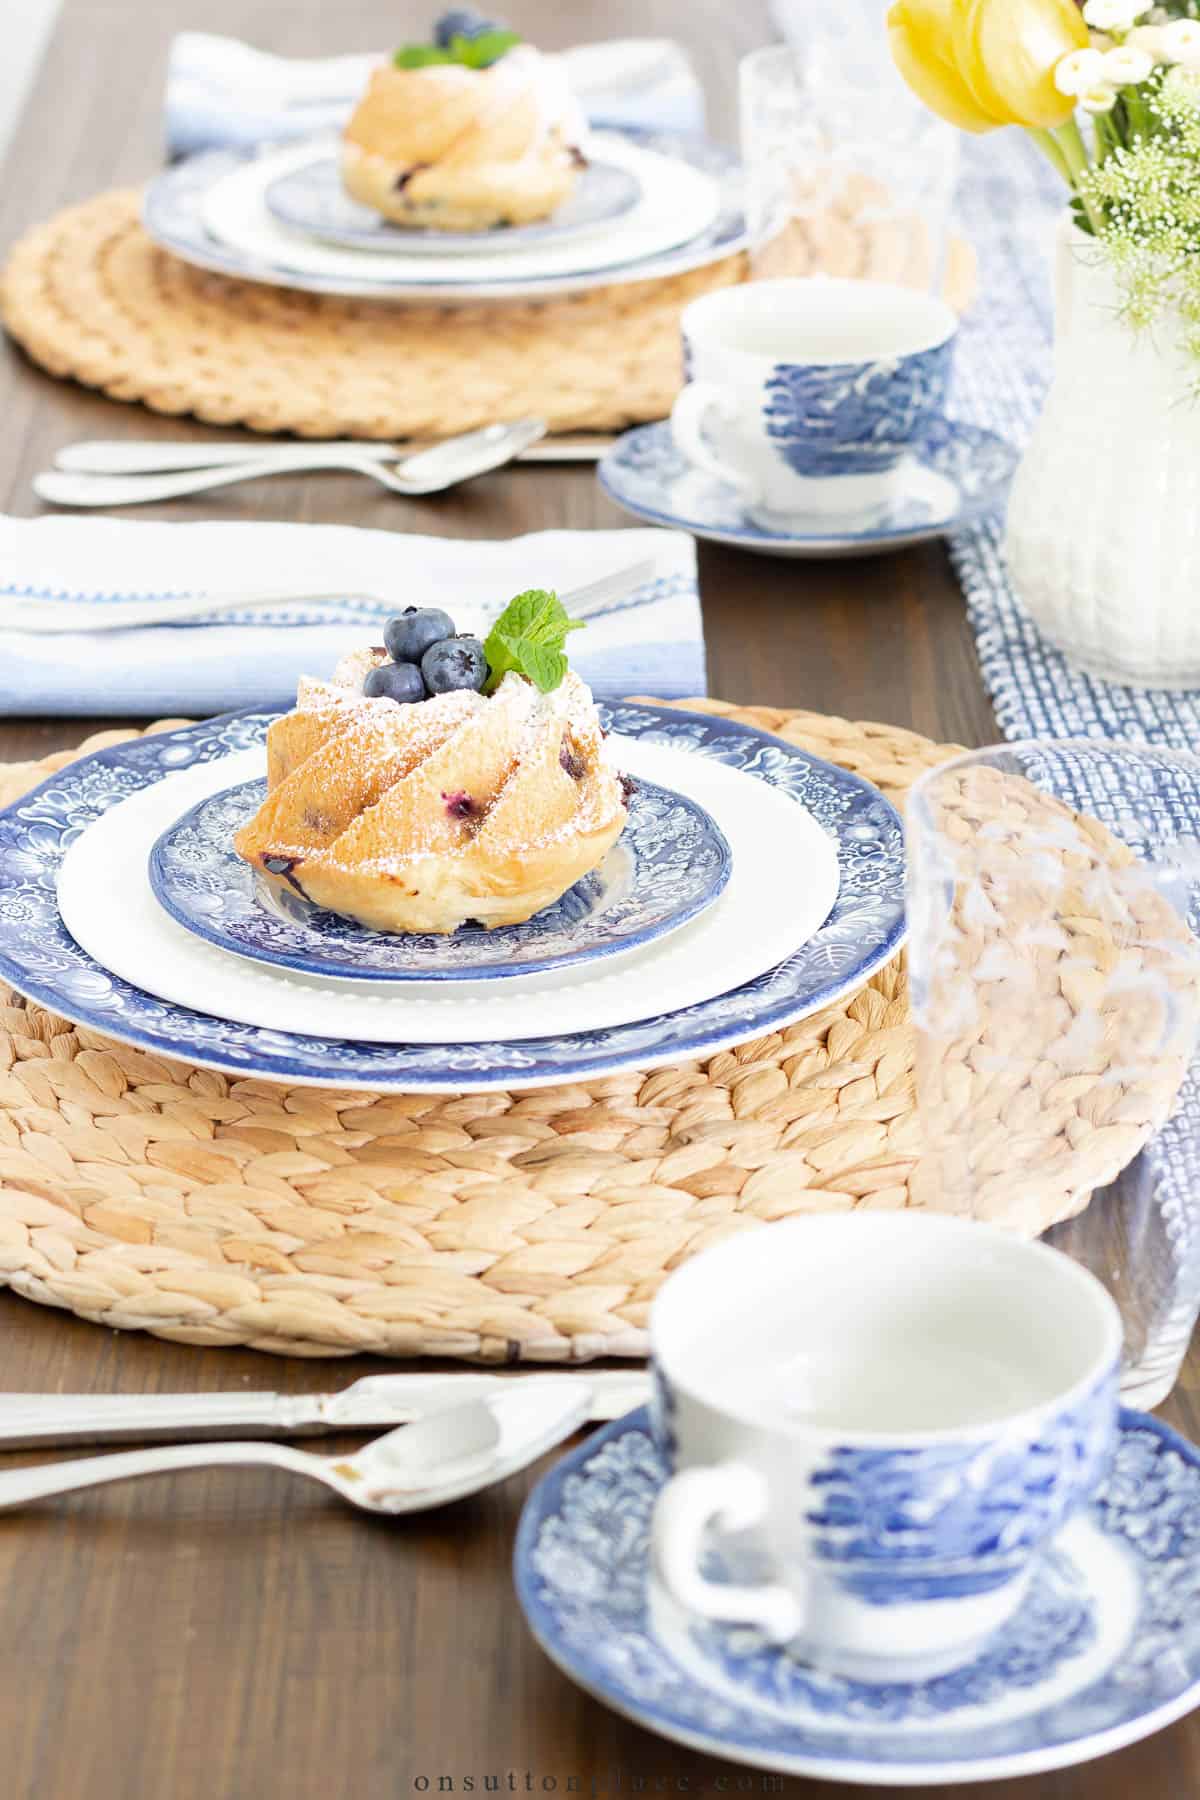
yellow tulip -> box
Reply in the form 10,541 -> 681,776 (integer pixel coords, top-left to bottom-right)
888,0 -> 1001,131
888,0 -> 1088,132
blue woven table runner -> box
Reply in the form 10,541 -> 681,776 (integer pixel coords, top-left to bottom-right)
949,140 -> 1200,1294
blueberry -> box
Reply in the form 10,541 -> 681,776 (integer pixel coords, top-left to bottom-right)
433,9 -> 502,46
421,634 -> 489,694
384,607 -> 456,664
364,660 -> 426,704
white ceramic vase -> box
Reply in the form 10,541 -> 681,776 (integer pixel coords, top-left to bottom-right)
1005,217 -> 1200,689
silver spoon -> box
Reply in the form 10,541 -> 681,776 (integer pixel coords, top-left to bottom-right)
33,418 -> 547,509
0,1382 -> 591,1516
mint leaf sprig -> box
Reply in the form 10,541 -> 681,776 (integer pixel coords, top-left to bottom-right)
482,589 -> 585,694
394,30 -> 521,70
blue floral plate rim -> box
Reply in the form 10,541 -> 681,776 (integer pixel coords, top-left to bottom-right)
597,418 -> 1020,556
264,151 -> 644,252
145,772 -> 733,984
0,701 -> 904,1091
514,1405 -> 1200,1785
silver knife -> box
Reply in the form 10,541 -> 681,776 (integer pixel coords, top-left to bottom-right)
0,1371 -> 650,1450
53,434 -> 615,475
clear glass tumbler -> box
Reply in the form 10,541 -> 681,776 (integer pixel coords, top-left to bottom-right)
739,44 -> 958,292
906,741 -> 1200,1408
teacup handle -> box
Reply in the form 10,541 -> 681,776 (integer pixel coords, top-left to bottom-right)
669,383 -> 760,505
651,1462 -> 802,1641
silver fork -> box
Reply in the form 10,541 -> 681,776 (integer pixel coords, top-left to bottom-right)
0,558 -> 663,635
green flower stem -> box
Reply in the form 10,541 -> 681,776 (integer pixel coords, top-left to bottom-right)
1051,117 -> 1106,235
1092,112 -> 1117,162
1123,90 -> 1154,140
1027,125 -> 1072,186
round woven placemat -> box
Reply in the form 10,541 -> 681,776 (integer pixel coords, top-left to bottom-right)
0,190 -> 977,439
0,701 -> 1161,1363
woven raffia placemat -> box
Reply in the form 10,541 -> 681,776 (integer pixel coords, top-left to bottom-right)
1,698 -> 1166,1364
0,192 -> 978,439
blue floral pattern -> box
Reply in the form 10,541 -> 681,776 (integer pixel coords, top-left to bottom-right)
0,703 -> 905,1091
514,1406 -> 1200,1780
149,775 -> 731,982
598,419 -> 1019,554
762,341 -> 954,478
648,1360 -> 678,1471
806,1371 -> 1117,1603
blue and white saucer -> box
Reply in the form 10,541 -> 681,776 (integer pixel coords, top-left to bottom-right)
597,419 -> 1019,558
516,1407 -> 1200,1785
265,153 -> 643,254
148,775 -> 731,983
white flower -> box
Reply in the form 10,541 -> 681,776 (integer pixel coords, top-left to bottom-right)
1101,44 -> 1155,83
1078,82 -> 1120,112
1161,61 -> 1200,104
1124,22 -> 1171,60
1161,18 -> 1200,65
1082,0 -> 1152,30
1055,47 -> 1108,94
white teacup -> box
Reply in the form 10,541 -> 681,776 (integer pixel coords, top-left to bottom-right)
649,1212 -> 1120,1682
671,277 -> 958,529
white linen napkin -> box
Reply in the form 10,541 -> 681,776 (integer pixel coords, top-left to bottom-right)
0,519 -> 703,717
164,33 -> 706,159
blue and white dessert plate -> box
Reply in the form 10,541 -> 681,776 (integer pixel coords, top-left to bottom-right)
264,152 -> 643,253
142,129 -> 746,303
515,1406 -> 1200,1786
0,702 -> 902,1091
597,419 -> 1020,559
148,774 -> 732,983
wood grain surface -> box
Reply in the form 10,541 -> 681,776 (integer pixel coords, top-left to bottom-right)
1,4 -> 1197,1798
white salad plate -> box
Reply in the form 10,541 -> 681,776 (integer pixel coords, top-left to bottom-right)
200,133 -> 719,289
58,737 -> 839,1044
0,703 -> 904,1092
264,151 -> 643,254
141,129 -> 745,303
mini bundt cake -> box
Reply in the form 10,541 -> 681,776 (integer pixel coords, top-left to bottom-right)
235,666 -> 627,935
342,13 -> 586,231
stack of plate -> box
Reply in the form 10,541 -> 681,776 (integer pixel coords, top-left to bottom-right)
141,128 -> 746,304
0,703 -> 905,1093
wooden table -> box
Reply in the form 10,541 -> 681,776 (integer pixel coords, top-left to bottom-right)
1,4 -> 1197,1798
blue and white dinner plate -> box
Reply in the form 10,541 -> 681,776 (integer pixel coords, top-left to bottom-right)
597,419 -> 1020,559
264,152 -> 643,254
515,1406 -> 1200,1785
148,774 -> 732,983
0,702 -> 902,1091
142,128 -> 746,303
